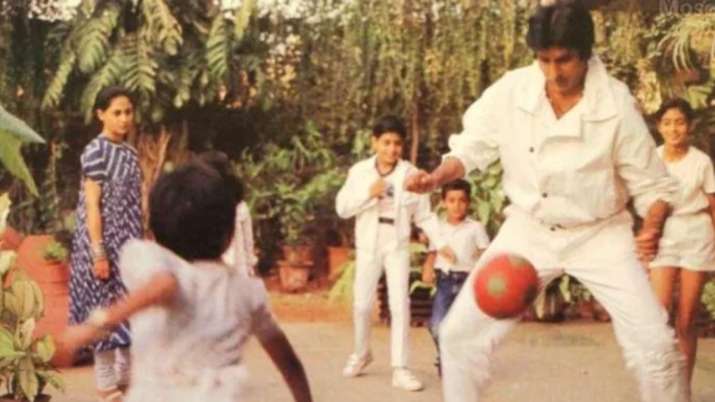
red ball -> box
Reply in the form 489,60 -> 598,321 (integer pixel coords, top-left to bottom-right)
474,254 -> 539,319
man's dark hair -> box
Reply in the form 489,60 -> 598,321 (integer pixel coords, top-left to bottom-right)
372,115 -> 407,139
654,98 -> 695,123
441,179 -> 471,200
526,1 -> 595,60
149,163 -> 237,261
196,150 -> 244,204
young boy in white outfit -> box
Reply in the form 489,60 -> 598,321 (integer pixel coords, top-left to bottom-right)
406,2 -> 688,402
421,179 -> 490,374
60,163 -> 312,402
336,115 -> 443,391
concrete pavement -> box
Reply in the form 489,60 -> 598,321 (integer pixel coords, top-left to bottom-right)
49,321 -> 715,402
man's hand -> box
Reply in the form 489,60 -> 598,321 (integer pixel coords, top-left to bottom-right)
404,170 -> 437,194
635,228 -> 660,264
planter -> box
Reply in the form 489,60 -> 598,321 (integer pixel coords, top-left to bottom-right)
282,245 -> 313,266
278,260 -> 311,292
0,226 -> 24,251
15,235 -> 73,367
327,246 -> 352,281
0,394 -> 51,402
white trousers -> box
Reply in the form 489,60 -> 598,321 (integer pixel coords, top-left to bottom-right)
440,210 -> 688,402
94,347 -> 131,391
352,224 -> 411,368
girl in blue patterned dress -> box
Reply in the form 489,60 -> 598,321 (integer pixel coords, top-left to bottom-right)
69,86 -> 143,402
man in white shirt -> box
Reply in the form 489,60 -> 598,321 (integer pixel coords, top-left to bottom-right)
406,2 -> 687,402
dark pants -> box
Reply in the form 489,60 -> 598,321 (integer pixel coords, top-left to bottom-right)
429,270 -> 469,362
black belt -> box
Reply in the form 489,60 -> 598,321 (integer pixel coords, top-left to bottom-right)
436,270 -> 469,280
378,217 -> 395,225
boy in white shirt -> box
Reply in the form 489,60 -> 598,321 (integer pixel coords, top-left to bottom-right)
421,179 -> 490,374
336,115 -> 442,391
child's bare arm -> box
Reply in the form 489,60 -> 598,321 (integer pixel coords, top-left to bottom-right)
60,273 -> 178,351
422,251 -> 437,284
257,327 -> 313,402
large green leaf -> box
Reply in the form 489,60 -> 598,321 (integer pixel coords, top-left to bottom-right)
34,336 -> 55,363
0,132 -> 39,196
0,327 -> 23,359
18,356 -> 39,401
0,104 -> 44,143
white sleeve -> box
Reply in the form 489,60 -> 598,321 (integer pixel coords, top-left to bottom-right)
335,164 -> 377,219
442,78 -> 504,175
702,157 -> 715,195
119,239 -> 178,291
614,96 -> 678,215
413,193 -> 446,250
248,278 -> 280,337
474,222 -> 491,249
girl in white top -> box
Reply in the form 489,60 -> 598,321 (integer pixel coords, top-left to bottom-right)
650,98 -> 715,393
60,163 -> 312,402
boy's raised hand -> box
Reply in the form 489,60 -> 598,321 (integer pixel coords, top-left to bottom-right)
369,178 -> 388,199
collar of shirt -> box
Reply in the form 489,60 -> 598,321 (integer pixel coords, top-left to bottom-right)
515,55 -> 618,125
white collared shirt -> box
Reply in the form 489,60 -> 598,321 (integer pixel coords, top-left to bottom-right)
657,146 -> 715,216
445,56 -> 677,227
336,156 -> 444,252
431,217 -> 490,273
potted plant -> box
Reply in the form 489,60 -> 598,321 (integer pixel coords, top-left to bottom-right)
0,248 -> 64,401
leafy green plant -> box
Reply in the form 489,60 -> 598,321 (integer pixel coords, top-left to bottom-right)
42,241 -> 67,264
328,259 -> 355,304
0,198 -> 63,401
703,280 -> 715,320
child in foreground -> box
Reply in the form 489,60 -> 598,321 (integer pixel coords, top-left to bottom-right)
60,163 -> 312,402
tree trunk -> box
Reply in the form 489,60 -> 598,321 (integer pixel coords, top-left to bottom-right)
132,127 -> 172,232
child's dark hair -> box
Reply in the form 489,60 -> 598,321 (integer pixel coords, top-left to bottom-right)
94,86 -> 134,111
372,115 -> 406,139
654,98 -> 695,123
526,1 -> 594,60
196,150 -> 244,203
149,163 -> 237,261
441,179 -> 471,200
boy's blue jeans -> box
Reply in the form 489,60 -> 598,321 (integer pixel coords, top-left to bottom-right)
429,270 -> 469,359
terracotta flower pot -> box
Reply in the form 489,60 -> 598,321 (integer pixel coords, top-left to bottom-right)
327,246 -> 352,281
278,260 -> 311,292
282,245 -> 313,265
0,226 -> 24,251
15,235 -> 73,367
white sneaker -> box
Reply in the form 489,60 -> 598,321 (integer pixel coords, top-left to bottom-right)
342,352 -> 373,377
392,368 -> 424,391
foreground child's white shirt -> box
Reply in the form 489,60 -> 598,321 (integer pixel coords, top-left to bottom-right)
336,156 -> 444,251
445,56 -> 677,224
119,239 -> 276,402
